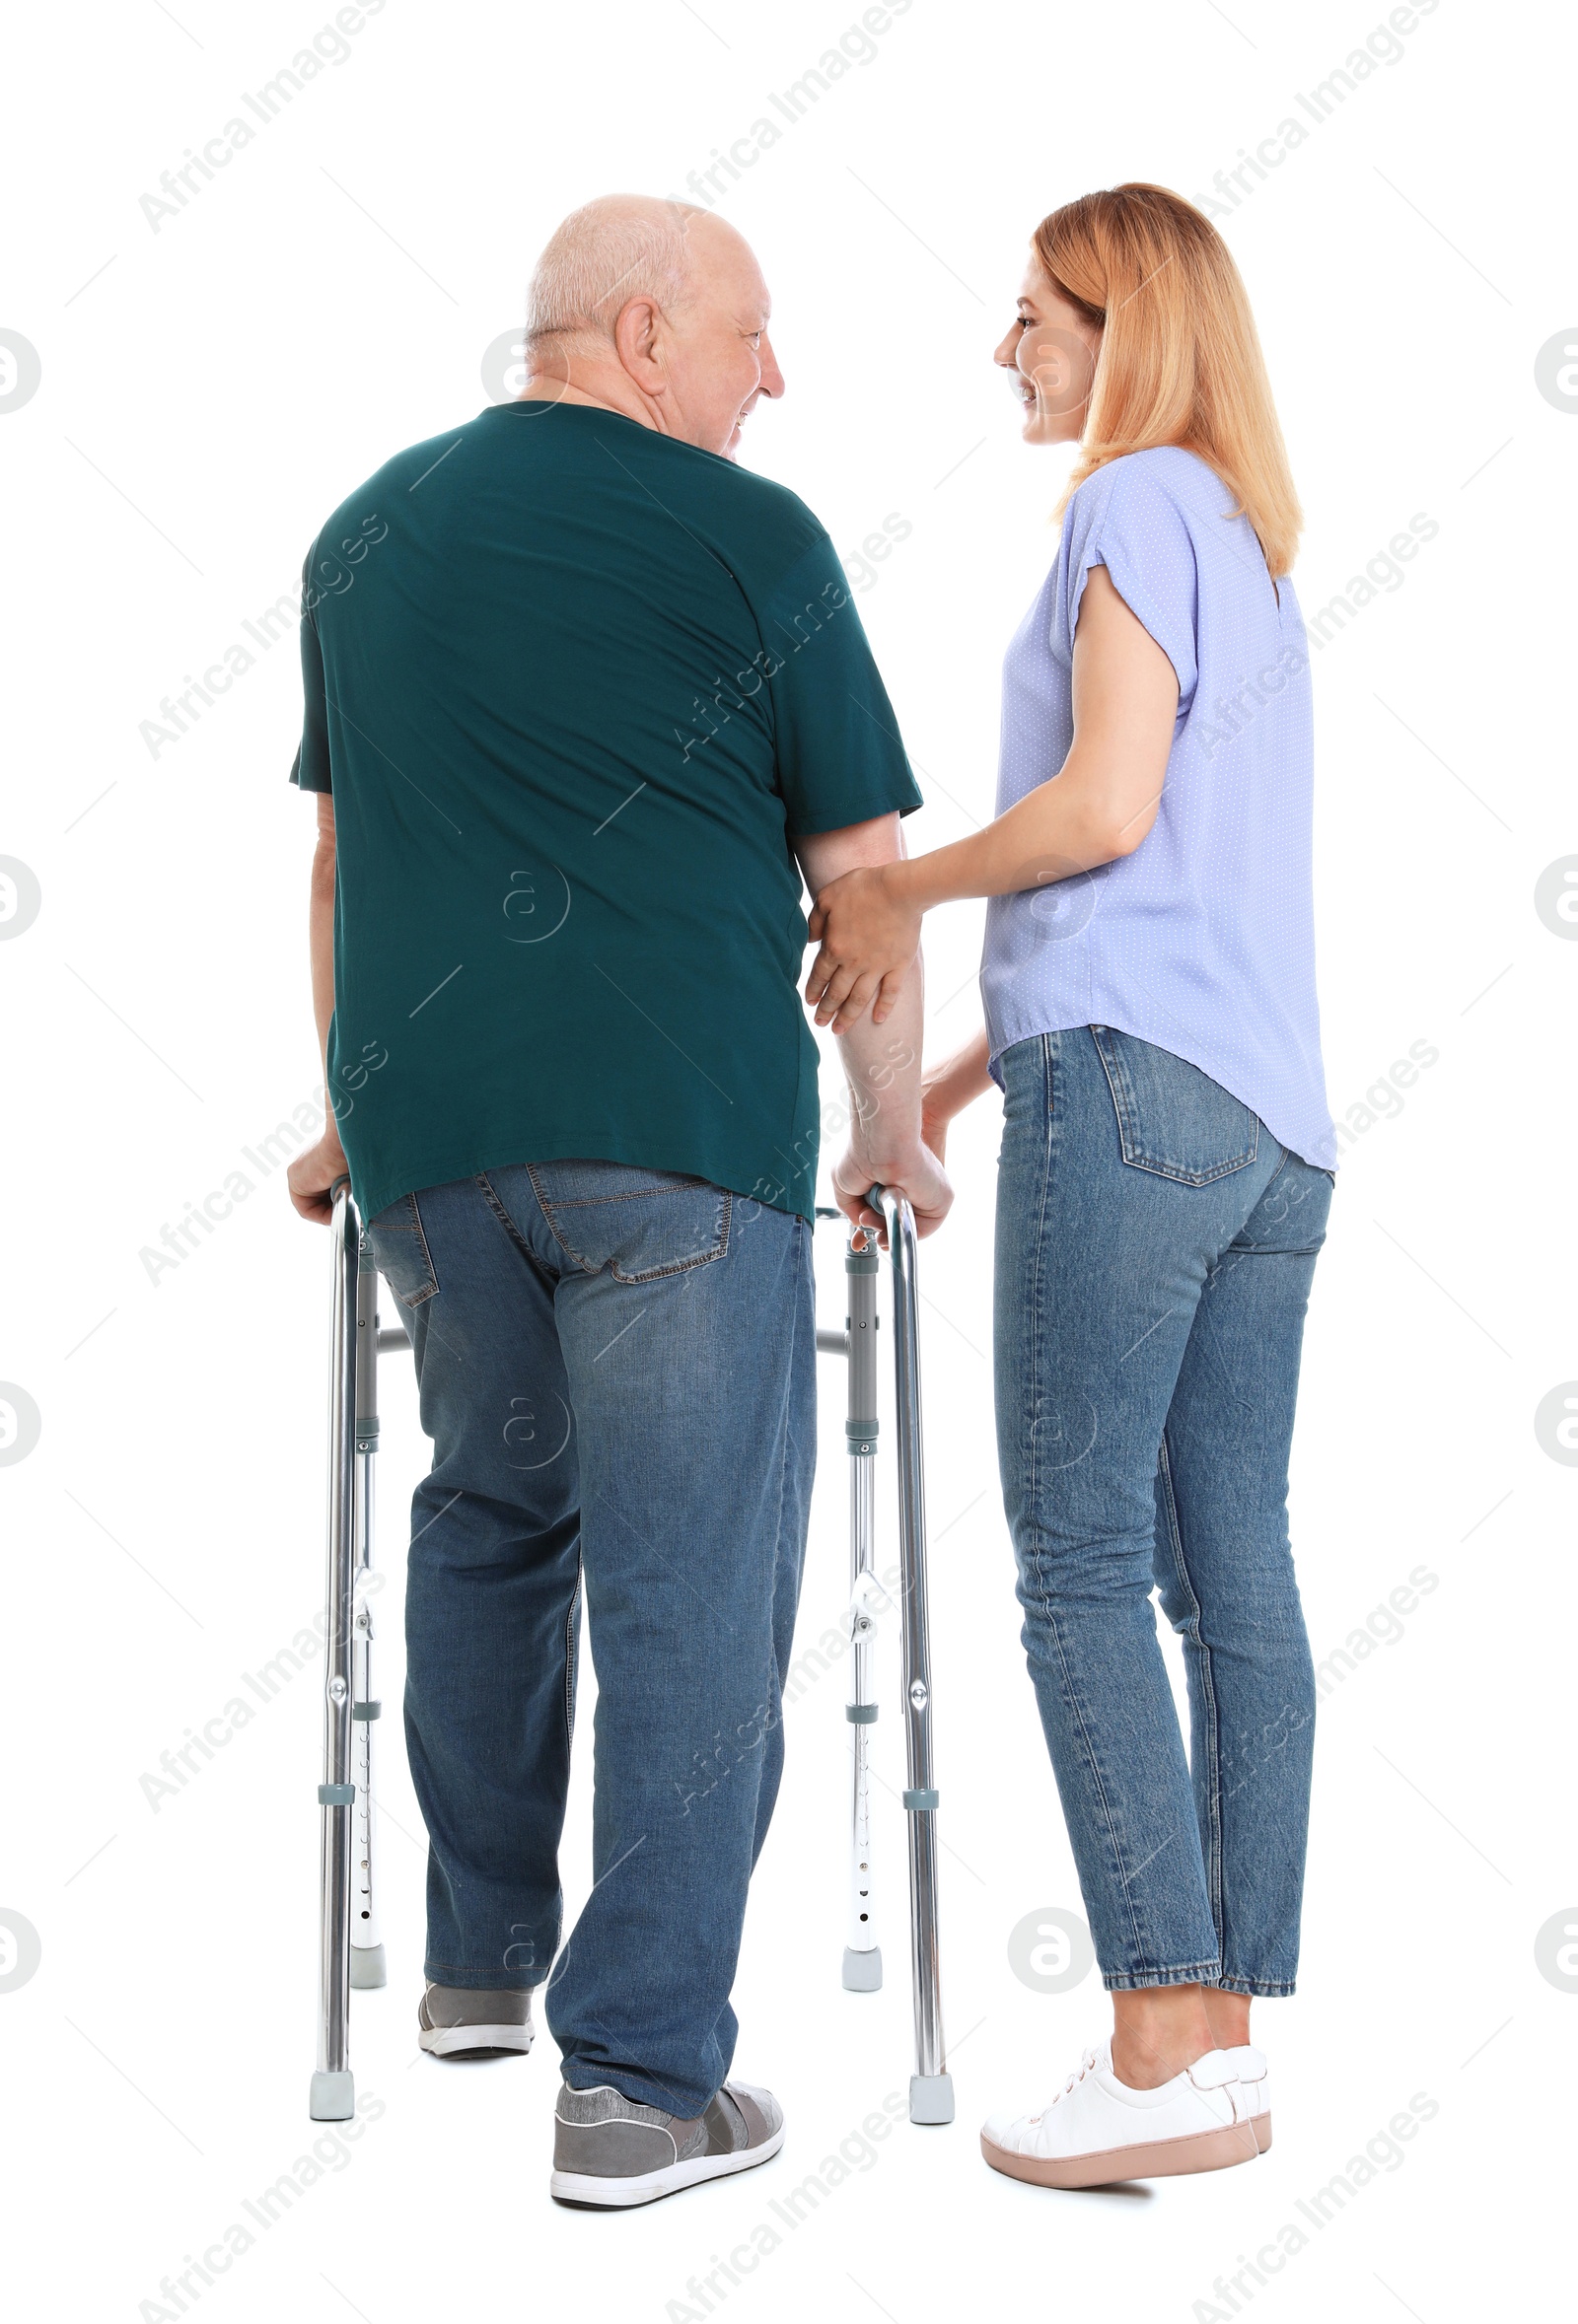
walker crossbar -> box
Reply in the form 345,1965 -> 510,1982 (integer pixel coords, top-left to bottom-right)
817,1190 -> 954,2128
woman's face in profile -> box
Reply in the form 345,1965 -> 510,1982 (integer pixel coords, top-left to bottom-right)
994,261 -> 1102,446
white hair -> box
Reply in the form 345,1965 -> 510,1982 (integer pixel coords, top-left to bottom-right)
525,194 -> 705,346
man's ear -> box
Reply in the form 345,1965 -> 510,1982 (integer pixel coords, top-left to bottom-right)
612,297 -> 665,394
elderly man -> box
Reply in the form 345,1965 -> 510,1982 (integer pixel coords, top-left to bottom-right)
285,194 -> 948,2206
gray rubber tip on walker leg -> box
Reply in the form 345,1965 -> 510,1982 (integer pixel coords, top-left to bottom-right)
309,2069 -> 355,2122
909,2073 -> 956,2126
349,1942 -> 387,1990
842,1945 -> 883,1992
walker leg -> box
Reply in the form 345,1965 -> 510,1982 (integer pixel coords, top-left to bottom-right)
873,1187 -> 954,2128
311,1184 -> 359,2120
349,1232 -> 386,1991
842,1231 -> 883,1994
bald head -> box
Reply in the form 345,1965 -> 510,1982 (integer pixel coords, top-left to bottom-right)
519,193 -> 783,458
526,194 -> 706,349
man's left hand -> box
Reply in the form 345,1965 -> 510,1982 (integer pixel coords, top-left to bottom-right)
287,1124 -> 351,1224
830,1140 -> 952,1243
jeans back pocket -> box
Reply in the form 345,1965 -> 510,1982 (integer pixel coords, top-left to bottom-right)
523,1161 -> 732,1284
368,1190 -> 440,1305
1091,1026 -> 1259,1185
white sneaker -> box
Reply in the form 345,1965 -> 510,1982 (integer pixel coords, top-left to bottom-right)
981,2042 -> 1258,2189
1224,2043 -> 1271,2151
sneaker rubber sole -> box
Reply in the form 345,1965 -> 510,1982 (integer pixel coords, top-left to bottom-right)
551,2123 -> 786,2209
981,2115 -> 1258,2189
419,2022 -> 535,2060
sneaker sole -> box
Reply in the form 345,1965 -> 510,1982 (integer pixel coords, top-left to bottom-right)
981,2116 -> 1257,2189
419,2024 -> 534,2060
1251,2110 -> 1271,2153
551,2124 -> 786,2209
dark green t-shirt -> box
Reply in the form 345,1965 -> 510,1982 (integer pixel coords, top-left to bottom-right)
291,400 -> 921,1226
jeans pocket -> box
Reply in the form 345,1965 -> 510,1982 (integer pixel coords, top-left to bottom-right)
524,1161 -> 732,1284
1091,1026 -> 1259,1185
368,1190 -> 440,1305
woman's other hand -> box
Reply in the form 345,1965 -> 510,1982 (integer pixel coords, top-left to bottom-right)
919,1092 -> 951,1170
804,863 -> 923,1032
918,1028 -> 997,1172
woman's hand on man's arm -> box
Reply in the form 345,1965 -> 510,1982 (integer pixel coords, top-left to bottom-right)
793,814 -> 952,1240
804,860 -> 924,1033
802,566 -> 1178,1034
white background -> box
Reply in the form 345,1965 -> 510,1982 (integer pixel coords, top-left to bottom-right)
2,1 -> 1572,2318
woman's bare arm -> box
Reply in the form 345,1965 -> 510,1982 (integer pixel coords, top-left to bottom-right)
804,567 -> 1180,1031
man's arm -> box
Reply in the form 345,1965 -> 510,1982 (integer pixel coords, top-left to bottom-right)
792,813 -> 951,1240
308,791 -> 336,1066
286,791 -> 351,1224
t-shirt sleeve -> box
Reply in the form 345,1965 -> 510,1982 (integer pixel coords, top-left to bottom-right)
754,532 -> 923,835
1064,460 -> 1199,712
290,549 -> 332,793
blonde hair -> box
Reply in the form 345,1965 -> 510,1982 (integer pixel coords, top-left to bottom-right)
1034,182 -> 1302,579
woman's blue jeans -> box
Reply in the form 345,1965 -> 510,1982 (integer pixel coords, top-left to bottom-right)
994,1029 -> 1332,1996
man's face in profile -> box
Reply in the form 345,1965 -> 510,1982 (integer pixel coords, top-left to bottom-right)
661,215 -> 785,458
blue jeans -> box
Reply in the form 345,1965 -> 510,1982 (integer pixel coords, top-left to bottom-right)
369,1161 -> 815,2116
994,1029 -> 1332,1995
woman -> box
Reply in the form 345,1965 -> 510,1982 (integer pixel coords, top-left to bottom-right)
809,184 -> 1336,2189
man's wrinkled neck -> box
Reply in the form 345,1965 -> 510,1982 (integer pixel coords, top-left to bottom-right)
515,360 -> 669,436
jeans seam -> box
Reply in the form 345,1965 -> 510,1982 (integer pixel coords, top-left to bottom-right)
424,1963 -> 542,1988
1253,1147 -> 1295,1213
756,1229 -> 804,1847
1208,1148 -> 1302,1298
1026,1035 -> 1152,1981
376,1191 -> 440,1303
536,1180 -> 716,1209
1101,1958 -> 1223,1993
1090,1023 -> 1134,1156
564,1556 -> 582,1752
474,1171 -> 558,1290
1157,1431 -> 1224,1945
523,1162 -> 595,1272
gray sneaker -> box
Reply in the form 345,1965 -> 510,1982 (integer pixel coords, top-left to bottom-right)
550,2078 -> 785,2208
417,1981 -> 535,2060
